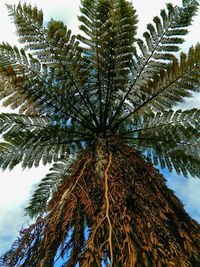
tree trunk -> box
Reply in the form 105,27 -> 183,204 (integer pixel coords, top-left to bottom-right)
1,138 -> 200,267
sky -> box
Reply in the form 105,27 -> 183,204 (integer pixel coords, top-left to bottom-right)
0,0 -> 200,257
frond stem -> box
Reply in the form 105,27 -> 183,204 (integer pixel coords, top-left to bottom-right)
120,116 -> 197,135
46,42 -> 100,128
121,136 -> 199,146
1,117 -> 90,137
109,13 -> 175,128
113,64 -> 198,130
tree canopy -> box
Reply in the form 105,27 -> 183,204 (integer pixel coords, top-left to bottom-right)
0,0 -> 200,266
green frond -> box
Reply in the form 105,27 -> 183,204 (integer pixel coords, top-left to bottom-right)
6,2 -> 43,29
136,140 -> 200,178
124,108 -> 199,134
123,108 -> 200,177
0,140 -> 60,170
109,0 -> 198,127
78,0 -> 138,124
0,142 -> 23,170
0,113 -> 91,142
0,44 -> 96,130
0,43 -> 55,115
0,120 -> 87,170
25,158 -> 74,218
6,3 -> 88,84
4,3 -> 98,126
136,43 -> 200,114
133,1 -> 198,74
113,43 -> 200,128
0,113 -> 52,134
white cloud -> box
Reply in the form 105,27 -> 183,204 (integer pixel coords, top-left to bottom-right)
0,203 -> 29,254
0,166 -> 49,254
176,92 -> 200,110
0,0 -> 199,256
166,173 -> 200,222
0,1 -> 18,45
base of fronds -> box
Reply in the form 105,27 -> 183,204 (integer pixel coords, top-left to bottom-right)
1,139 -> 199,266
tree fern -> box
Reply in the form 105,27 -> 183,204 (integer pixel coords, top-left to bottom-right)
0,1 -> 200,266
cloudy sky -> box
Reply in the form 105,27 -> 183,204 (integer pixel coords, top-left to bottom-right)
0,0 -> 200,256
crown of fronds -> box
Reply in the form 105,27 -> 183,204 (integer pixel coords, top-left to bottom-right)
0,1 -> 200,266
0,0 -> 199,214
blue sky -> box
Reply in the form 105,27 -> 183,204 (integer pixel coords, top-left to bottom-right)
0,0 -> 200,258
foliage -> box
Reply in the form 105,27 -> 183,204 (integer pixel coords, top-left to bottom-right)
0,0 -> 200,266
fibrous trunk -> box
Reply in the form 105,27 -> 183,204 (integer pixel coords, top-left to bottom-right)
1,138 -> 200,266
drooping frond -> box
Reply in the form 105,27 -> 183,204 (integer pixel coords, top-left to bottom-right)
123,109 -> 200,177
78,0 -> 138,125
0,113 -> 89,170
110,0 -> 199,126
0,138 -> 71,170
0,153 -> 93,267
135,138 -> 200,177
0,112 -> 90,138
0,112 -> 52,134
126,108 -> 200,133
0,43 -> 69,116
25,158 -> 74,218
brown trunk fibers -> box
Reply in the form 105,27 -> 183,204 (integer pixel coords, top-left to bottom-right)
1,138 -> 200,266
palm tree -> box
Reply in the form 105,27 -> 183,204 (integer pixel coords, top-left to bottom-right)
0,0 -> 200,266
